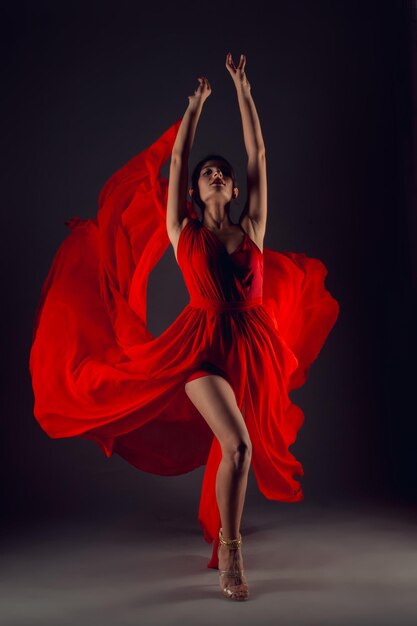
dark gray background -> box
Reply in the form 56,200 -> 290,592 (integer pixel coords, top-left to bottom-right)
2,0 -> 416,527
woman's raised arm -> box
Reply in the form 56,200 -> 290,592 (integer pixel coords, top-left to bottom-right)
226,53 -> 267,233
166,77 -> 211,235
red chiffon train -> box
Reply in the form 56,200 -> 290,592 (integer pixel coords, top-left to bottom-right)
29,119 -> 340,569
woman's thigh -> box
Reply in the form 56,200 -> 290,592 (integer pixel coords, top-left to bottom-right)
185,374 -> 251,451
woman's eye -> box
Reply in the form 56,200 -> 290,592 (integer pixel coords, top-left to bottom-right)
202,167 -> 230,177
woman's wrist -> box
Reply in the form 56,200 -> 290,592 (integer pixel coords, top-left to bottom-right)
236,84 -> 252,100
187,99 -> 204,115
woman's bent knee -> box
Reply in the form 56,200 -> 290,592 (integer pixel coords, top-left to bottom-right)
222,439 -> 252,470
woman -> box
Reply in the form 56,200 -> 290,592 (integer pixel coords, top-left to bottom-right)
167,53 -> 266,600
30,53 -> 339,603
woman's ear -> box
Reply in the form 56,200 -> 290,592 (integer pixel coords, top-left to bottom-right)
233,186 -> 239,199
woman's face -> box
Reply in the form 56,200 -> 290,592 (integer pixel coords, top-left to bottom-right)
197,160 -> 235,205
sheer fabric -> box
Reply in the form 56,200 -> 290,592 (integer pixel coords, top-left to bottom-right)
29,119 -> 339,568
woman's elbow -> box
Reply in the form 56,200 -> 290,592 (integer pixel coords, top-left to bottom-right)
248,147 -> 266,163
170,152 -> 187,166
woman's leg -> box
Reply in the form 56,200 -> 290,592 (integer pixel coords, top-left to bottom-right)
185,373 -> 251,590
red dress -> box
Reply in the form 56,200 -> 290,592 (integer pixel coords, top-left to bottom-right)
29,119 -> 339,569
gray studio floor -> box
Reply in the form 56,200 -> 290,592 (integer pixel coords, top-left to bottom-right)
1,498 -> 416,626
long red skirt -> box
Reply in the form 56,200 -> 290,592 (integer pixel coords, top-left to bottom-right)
29,119 -> 340,568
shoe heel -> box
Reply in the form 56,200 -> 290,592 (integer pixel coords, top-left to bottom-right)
217,527 -> 249,601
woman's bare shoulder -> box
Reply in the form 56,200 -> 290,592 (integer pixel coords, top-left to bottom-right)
168,216 -> 196,263
239,214 -> 265,253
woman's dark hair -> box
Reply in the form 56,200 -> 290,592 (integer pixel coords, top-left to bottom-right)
190,154 -> 237,211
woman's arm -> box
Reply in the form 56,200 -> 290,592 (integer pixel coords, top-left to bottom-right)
226,53 -> 267,231
166,78 -> 211,233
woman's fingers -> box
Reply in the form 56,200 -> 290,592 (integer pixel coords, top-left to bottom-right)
225,52 -> 250,91
226,52 -> 246,75
199,76 -> 210,91
238,54 -> 246,71
191,76 -> 211,102
196,76 -> 210,92
226,52 -> 237,71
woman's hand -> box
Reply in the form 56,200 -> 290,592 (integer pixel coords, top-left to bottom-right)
188,76 -> 212,111
225,52 -> 251,94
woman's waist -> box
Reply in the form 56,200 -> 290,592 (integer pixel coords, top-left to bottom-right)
188,294 -> 263,313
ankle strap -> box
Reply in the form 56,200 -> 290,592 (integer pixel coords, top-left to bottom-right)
219,527 -> 242,549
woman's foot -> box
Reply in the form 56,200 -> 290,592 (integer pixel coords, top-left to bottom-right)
217,529 -> 249,600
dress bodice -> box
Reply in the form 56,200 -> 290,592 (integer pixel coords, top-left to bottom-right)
177,219 -> 264,311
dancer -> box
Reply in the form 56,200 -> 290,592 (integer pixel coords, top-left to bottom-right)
30,53 -> 339,602
167,53 -> 267,600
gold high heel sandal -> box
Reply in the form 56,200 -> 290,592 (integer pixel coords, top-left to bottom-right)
217,527 -> 250,601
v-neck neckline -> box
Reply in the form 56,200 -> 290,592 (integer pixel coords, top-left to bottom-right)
201,223 -> 247,257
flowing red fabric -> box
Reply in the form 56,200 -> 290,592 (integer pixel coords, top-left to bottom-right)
29,119 -> 339,568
